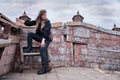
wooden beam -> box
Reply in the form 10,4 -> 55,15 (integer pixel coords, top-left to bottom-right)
0,18 -> 18,28
0,24 -> 2,33
0,13 -> 16,26
23,53 -> 40,56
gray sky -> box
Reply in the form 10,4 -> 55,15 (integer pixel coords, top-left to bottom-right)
0,0 -> 120,29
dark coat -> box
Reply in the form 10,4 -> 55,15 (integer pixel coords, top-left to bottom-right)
24,19 -> 52,42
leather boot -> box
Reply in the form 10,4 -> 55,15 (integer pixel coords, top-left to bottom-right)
46,50 -> 52,72
25,47 -> 32,53
37,65 -> 47,75
46,60 -> 52,72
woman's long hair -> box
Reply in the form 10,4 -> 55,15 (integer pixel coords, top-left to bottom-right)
35,9 -> 48,32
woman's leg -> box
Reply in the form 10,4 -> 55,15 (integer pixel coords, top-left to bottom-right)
37,40 -> 51,74
26,32 -> 42,53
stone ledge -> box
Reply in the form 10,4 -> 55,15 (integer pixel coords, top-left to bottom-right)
97,26 -> 120,36
16,22 -> 63,28
88,47 -> 120,53
51,22 -> 63,28
66,22 -> 86,27
66,21 -> 120,36
66,22 -> 97,29
17,21 -> 120,36
86,23 -> 97,29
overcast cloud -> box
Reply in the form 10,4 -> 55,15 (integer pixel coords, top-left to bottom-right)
0,0 -> 120,29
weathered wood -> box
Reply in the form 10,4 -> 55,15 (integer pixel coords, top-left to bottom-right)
0,13 -> 17,28
0,33 -> 9,39
0,39 -> 11,47
0,18 -> 18,28
0,13 -> 20,75
0,24 -> 2,33
20,41 -> 41,47
19,42 -> 41,72
9,36 -> 20,43
23,53 -> 40,56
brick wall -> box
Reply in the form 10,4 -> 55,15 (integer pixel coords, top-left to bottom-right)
49,22 -> 120,70
19,21 -> 120,71
49,23 -> 74,67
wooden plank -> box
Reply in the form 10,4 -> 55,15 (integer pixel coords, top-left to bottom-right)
9,36 -> 20,43
0,18 -> 18,28
20,41 -> 41,47
0,39 -> 12,47
23,52 -> 40,56
0,13 -> 17,26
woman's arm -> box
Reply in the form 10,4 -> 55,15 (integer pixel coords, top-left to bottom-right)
16,18 -> 36,26
24,20 -> 36,26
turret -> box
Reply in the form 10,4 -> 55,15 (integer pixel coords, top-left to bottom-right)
19,11 -> 31,21
72,11 -> 84,22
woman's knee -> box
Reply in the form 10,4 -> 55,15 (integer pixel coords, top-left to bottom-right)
28,32 -> 34,35
27,32 -> 34,36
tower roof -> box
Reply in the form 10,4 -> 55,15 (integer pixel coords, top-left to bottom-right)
72,10 -> 84,22
23,11 -> 27,16
77,11 -> 80,15
112,23 -> 120,31
113,23 -> 117,28
19,11 -> 31,21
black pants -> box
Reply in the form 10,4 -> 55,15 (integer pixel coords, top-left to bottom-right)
27,32 -> 51,66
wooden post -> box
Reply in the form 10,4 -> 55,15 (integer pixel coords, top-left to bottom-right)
0,24 -> 2,33
3,24 -> 11,34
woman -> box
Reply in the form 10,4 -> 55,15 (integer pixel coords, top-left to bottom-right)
17,9 -> 52,75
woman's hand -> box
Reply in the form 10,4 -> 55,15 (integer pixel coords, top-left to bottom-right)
16,18 -> 25,23
41,38 -> 46,47
16,18 -> 25,27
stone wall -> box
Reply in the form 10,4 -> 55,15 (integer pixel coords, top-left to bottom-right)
48,22 -> 120,70
19,21 -> 120,71
49,22 -> 74,67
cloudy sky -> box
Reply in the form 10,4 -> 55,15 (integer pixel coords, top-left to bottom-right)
0,0 -> 120,29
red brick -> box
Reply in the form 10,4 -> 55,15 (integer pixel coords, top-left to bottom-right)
66,35 -> 74,41
53,35 -> 64,42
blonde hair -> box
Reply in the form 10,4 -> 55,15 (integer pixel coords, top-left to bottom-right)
35,9 -> 48,32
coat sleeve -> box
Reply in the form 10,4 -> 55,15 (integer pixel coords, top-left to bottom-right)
24,20 -> 36,26
42,20 -> 51,39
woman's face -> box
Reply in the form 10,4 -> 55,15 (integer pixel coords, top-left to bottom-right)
41,13 -> 47,20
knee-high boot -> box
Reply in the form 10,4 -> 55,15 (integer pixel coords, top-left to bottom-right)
37,49 -> 47,75
46,50 -> 52,72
